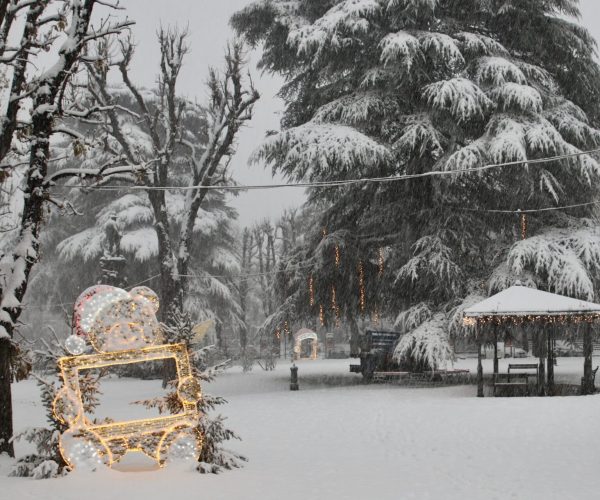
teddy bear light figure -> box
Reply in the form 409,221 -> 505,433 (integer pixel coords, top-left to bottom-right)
53,285 -> 202,470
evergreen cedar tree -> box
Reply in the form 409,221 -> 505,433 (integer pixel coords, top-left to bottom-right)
231,0 -> 600,366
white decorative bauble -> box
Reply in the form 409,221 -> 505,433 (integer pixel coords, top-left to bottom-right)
60,428 -> 111,470
165,433 -> 199,463
65,335 -> 86,355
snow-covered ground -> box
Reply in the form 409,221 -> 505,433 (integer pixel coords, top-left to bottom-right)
3,357 -> 600,500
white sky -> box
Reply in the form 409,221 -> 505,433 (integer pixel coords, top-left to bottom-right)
118,0 -> 600,227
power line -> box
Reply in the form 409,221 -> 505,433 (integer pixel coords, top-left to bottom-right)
54,147 -> 600,193
453,200 -> 600,214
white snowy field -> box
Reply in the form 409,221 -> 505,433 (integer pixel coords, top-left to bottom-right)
3,357 -> 600,500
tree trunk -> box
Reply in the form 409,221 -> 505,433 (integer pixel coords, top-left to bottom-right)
0,338 -> 14,456
546,325 -> 554,395
582,323 -> 594,395
148,192 -> 180,319
148,194 -> 180,387
493,325 -> 499,376
477,327 -> 484,398
537,331 -> 546,396
349,317 -> 360,357
0,106 -> 51,456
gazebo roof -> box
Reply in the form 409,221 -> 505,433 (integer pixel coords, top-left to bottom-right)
463,285 -> 600,318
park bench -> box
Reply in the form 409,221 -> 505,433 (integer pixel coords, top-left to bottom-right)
372,371 -> 410,382
493,363 -> 539,396
508,363 -> 539,376
493,372 -> 531,396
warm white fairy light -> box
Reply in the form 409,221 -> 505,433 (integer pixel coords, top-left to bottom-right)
463,313 -> 600,327
378,248 -> 385,277
335,245 -> 341,268
309,274 -> 315,307
520,213 -> 528,240
74,285 -> 162,353
55,343 -> 202,469
65,335 -> 87,355
372,307 -> 381,326
319,305 -> 325,326
54,287 -> 202,470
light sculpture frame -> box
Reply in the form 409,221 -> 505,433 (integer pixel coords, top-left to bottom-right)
54,344 -> 202,467
53,285 -> 203,470
55,343 -> 202,469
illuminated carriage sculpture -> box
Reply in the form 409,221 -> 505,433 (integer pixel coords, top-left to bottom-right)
53,285 -> 203,470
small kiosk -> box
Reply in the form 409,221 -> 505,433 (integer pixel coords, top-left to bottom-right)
293,328 -> 319,360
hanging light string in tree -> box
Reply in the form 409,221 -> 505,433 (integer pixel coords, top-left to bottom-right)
518,209 -> 528,240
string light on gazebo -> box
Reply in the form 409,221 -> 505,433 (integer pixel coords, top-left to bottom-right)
319,305 -> 325,326
464,313 -> 600,327
308,274 -> 315,307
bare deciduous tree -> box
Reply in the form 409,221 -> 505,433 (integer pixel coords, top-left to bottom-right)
0,0 -> 132,457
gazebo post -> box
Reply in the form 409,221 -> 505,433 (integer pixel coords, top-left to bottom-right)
477,323 -> 484,398
538,330 -> 546,396
582,322 -> 593,395
546,323 -> 554,395
493,323 -> 499,376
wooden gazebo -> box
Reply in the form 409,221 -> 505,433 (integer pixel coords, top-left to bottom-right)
463,285 -> 600,397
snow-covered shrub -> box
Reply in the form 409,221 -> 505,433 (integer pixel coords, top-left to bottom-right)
135,315 -> 246,474
11,333 -> 101,479
394,314 -> 454,371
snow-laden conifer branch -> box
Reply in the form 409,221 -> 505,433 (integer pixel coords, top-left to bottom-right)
253,123 -> 391,181
423,77 -> 491,122
453,32 -> 508,58
507,228 -> 600,300
394,302 -> 433,331
287,0 -> 380,57
394,113 -> 444,159
313,91 -> 397,126
475,56 -> 527,86
490,83 -> 543,114
394,313 -> 453,370
380,30 -> 421,69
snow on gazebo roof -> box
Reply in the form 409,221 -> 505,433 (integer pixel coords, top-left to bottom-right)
463,285 -> 600,320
